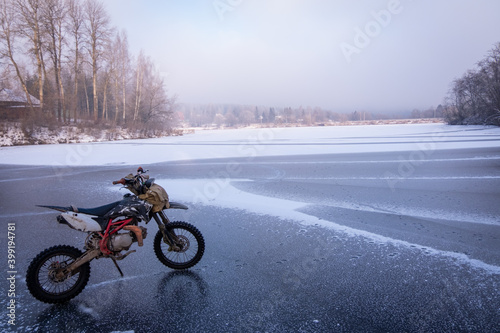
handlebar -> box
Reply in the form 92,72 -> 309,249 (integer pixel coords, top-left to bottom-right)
137,167 -> 148,174
113,178 -> 126,185
113,167 -> 149,185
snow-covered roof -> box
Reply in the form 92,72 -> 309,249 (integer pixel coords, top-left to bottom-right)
0,88 -> 40,106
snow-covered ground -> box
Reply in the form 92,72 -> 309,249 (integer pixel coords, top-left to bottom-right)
1,123 -> 500,166
0,122 -> 177,146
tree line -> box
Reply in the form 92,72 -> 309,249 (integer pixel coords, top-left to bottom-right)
444,42 -> 500,126
0,0 -> 175,132
178,103 -> 441,128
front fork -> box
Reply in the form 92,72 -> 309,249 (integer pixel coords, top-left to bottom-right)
152,211 -> 179,249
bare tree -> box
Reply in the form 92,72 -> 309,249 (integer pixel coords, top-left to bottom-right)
109,30 -> 130,123
116,30 -> 130,122
101,58 -> 113,120
133,50 -> 146,122
41,0 -> 67,121
0,0 -> 35,112
66,0 -> 84,122
83,0 -> 111,122
16,0 -> 46,110
446,42 -> 500,126
2,0 -> 175,132
133,52 -> 175,127
479,43 -> 500,122
240,109 -> 254,125
82,72 -> 90,116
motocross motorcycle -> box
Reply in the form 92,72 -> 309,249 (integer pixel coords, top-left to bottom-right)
26,167 -> 205,304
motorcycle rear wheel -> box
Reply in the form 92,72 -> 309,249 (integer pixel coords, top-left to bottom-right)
154,221 -> 205,270
26,245 -> 90,304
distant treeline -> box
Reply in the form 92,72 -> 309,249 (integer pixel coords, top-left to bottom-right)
0,0 -> 175,133
178,104 -> 443,128
444,43 -> 500,126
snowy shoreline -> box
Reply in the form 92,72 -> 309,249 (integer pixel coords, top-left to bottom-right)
0,122 -> 188,147
0,118 -> 442,147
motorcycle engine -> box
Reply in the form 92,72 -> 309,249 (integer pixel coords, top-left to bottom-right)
109,232 -> 134,252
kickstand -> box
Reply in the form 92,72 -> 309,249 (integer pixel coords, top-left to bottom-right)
110,256 -> 124,277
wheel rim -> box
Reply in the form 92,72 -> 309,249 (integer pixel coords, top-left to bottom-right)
174,235 -> 190,253
38,254 -> 81,295
161,228 -> 199,264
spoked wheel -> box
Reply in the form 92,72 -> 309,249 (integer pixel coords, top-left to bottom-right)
154,221 -> 205,270
26,245 -> 90,304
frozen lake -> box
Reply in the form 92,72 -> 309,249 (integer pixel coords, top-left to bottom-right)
2,123 -> 500,166
0,123 -> 499,332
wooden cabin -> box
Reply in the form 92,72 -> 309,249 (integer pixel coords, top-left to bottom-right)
0,88 -> 40,120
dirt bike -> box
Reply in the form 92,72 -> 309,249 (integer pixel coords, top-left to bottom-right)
26,167 -> 205,304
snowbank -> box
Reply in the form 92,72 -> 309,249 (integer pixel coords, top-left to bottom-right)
0,122 -> 178,147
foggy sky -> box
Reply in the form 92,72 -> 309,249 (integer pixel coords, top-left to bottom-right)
105,0 -> 500,113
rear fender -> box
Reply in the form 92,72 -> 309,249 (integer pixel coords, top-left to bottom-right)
58,212 -> 103,232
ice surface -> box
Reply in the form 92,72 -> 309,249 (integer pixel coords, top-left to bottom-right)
142,178 -> 500,275
1,123 -> 500,166
2,124 -> 498,331
5,123 -> 500,275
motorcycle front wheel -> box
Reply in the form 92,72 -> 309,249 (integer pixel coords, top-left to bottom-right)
154,221 -> 205,270
26,245 -> 90,304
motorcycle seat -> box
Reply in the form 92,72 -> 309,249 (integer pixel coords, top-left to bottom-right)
70,200 -> 122,217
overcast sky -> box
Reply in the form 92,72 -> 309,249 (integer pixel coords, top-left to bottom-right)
104,0 -> 500,113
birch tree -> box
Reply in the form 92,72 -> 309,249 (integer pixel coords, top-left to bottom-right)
66,0 -> 84,122
16,0 -> 46,110
83,0 -> 111,122
41,0 -> 67,121
1,0 -> 175,130
109,30 -> 130,123
0,0 -> 34,112
133,50 -> 145,122
117,30 -> 129,122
